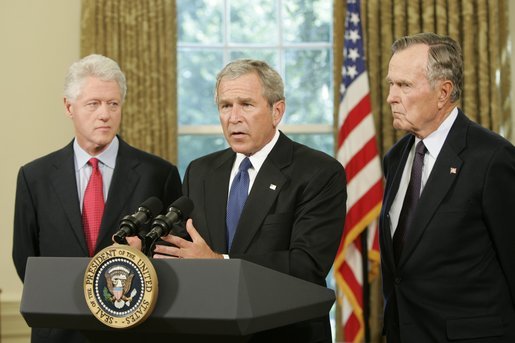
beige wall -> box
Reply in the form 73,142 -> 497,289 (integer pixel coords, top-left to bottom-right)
0,0 -> 80,340
0,0 -> 80,301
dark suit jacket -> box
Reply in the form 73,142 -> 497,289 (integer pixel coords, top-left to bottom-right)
12,137 -> 182,343
379,110 -> 515,342
182,132 -> 347,342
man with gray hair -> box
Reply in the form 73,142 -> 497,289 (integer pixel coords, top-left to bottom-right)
12,54 -> 182,343
380,32 -> 515,342
151,59 -> 347,342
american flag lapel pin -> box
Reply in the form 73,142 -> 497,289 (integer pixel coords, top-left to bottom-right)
450,167 -> 457,174
269,184 -> 277,190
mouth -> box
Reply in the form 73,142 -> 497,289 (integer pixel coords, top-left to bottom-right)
230,130 -> 247,138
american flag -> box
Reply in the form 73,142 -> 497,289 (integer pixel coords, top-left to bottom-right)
334,0 -> 383,342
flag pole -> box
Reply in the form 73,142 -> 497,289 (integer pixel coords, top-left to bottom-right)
360,228 -> 371,342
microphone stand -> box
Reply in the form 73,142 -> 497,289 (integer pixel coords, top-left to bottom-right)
143,234 -> 158,257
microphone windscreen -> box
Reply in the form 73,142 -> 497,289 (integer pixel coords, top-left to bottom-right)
168,196 -> 194,218
141,196 -> 163,217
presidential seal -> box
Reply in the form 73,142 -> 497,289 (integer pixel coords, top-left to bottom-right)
84,245 -> 158,329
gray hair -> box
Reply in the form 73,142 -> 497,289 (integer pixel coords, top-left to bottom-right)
64,54 -> 127,103
214,59 -> 285,107
392,32 -> 463,102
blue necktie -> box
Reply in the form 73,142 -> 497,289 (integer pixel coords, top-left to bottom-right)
393,140 -> 427,264
226,157 -> 252,251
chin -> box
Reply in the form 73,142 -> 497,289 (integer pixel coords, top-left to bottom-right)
392,121 -> 406,131
96,132 -> 115,142
92,136 -> 114,149
231,148 -> 251,155
230,145 -> 251,155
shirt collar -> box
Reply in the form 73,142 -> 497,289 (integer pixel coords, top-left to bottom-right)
419,107 -> 458,159
74,136 -> 119,171
233,130 -> 280,173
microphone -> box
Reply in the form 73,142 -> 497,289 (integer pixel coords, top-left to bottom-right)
113,197 -> 163,244
144,196 -> 194,243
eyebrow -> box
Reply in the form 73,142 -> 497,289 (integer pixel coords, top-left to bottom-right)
219,96 -> 255,104
385,76 -> 411,84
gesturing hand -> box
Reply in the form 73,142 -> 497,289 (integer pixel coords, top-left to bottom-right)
153,219 -> 223,259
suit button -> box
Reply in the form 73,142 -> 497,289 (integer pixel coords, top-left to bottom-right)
394,277 -> 401,284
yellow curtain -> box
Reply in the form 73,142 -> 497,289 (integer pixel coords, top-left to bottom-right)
81,0 -> 177,163
357,0 -> 510,156
334,1 -> 510,342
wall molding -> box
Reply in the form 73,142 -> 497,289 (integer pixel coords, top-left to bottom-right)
1,300 -> 31,343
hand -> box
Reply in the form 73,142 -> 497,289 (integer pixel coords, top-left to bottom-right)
126,236 -> 142,250
111,235 -> 142,251
153,219 -> 223,259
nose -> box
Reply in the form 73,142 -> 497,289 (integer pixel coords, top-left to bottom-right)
387,86 -> 399,104
97,103 -> 111,120
228,105 -> 242,123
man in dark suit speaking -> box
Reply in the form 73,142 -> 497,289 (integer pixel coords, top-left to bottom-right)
149,59 -> 347,342
380,32 -> 515,342
12,54 -> 182,343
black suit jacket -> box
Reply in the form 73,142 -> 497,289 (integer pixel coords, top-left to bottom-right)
182,132 -> 347,342
12,137 -> 182,343
379,110 -> 515,342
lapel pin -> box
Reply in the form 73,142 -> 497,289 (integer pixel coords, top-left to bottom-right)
269,184 -> 277,190
450,167 -> 457,174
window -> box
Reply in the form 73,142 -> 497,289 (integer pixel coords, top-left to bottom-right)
177,2 -> 337,339
177,0 -> 334,176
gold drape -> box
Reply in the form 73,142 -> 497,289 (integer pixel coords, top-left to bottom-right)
333,1 -> 510,342
340,0 -> 511,157
333,5 -> 345,343
81,0 -> 177,163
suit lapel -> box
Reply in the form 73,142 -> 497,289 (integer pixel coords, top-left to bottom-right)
230,133 -> 290,253
97,140 -> 140,249
50,142 -> 88,254
384,135 -> 415,216
399,112 -> 468,266
204,150 -> 234,253
382,135 -> 414,269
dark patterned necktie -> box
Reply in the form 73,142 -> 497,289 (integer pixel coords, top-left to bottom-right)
393,141 -> 427,264
226,157 -> 252,251
82,158 -> 105,256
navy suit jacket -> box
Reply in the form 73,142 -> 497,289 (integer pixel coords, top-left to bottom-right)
380,110 -> 515,342
13,137 -> 182,343
182,132 -> 347,342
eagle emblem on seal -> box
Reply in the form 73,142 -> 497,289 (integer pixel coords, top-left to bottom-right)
104,265 -> 137,309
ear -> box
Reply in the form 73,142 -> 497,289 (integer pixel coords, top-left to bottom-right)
272,100 -> 285,127
64,97 -> 73,118
438,80 -> 453,108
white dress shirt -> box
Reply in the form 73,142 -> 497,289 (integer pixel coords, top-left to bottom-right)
223,130 -> 280,258
74,136 -> 119,212
227,130 -> 280,196
389,107 -> 458,237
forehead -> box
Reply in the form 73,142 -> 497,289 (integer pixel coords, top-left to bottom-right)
218,72 -> 263,99
387,44 -> 429,81
78,77 -> 121,100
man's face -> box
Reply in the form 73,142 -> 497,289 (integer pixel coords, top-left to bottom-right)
64,77 -> 122,155
217,72 -> 284,156
386,44 -> 443,139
